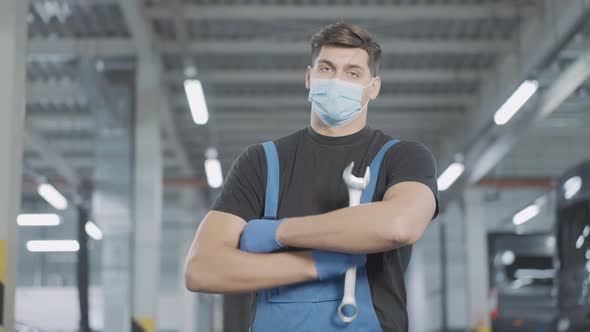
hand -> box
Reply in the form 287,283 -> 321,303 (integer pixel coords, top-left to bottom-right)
312,250 -> 366,281
239,218 -> 286,253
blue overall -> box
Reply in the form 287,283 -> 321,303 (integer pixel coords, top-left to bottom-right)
251,138 -> 400,332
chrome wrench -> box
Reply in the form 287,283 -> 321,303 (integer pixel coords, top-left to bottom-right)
338,161 -> 370,323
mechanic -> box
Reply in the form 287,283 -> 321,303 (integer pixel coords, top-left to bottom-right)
184,22 -> 439,332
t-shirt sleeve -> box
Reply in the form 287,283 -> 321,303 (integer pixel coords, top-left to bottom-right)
383,140 -> 440,220
210,143 -> 266,222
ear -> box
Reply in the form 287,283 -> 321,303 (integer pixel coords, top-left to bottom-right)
305,65 -> 311,90
368,76 -> 381,100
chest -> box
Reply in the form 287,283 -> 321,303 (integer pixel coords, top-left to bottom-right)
274,146 -> 388,218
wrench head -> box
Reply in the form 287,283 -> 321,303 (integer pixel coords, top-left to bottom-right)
342,161 -> 370,191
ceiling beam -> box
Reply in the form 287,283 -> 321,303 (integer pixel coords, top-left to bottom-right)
173,94 -> 473,109
27,38 -> 134,58
26,154 -> 179,170
160,39 -> 513,55
27,37 -> 512,58
27,79 -> 85,104
25,78 -> 472,109
145,4 -> 537,20
164,69 -> 482,84
30,0 -> 116,4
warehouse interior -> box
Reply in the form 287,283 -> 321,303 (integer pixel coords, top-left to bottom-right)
2,0 -> 590,331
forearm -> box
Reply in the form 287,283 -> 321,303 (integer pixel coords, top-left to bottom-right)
185,248 -> 317,294
277,201 -> 408,253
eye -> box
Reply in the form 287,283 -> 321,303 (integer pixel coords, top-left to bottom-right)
319,66 -> 332,72
348,72 -> 360,78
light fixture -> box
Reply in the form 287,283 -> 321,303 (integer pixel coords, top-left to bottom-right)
85,221 -> 103,240
563,176 -> 582,200
494,80 -> 539,125
500,250 -> 515,265
37,183 -> 68,210
17,214 -> 60,227
204,148 -> 223,189
513,204 -> 540,225
437,162 -> 464,191
184,79 -> 209,125
26,240 -> 80,252
576,235 -> 585,249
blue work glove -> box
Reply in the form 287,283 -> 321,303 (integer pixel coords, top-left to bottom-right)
312,250 -> 367,281
239,218 -> 286,253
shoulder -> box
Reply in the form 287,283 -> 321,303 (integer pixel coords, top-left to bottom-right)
236,128 -> 305,167
371,128 -> 435,159
389,140 -> 434,157
383,139 -> 437,173
274,128 -> 305,148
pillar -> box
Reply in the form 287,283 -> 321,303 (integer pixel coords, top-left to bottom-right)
91,73 -> 134,332
179,189 -> 204,332
131,62 -> 163,332
0,0 -> 28,331
462,187 -> 491,331
406,243 -> 430,332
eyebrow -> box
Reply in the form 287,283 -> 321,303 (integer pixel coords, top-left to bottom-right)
317,59 -> 365,71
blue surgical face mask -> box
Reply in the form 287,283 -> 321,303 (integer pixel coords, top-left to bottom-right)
308,77 -> 374,127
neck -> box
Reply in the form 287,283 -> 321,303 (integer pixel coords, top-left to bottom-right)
310,108 -> 367,137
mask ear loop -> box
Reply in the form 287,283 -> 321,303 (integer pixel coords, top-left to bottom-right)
360,77 -> 376,111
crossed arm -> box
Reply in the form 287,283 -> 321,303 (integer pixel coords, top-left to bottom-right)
184,181 -> 436,294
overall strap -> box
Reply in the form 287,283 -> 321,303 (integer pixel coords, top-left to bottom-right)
261,141 -> 280,219
360,139 -> 401,204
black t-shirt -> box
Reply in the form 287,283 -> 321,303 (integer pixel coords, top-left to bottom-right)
211,124 -> 440,332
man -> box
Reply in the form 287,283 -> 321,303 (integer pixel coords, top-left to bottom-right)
184,23 -> 439,332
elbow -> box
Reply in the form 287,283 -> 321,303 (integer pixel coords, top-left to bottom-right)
184,256 -> 211,293
383,216 -> 420,247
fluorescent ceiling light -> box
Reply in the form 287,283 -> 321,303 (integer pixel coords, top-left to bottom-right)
17,214 -> 60,227
26,240 -> 79,252
437,162 -> 464,191
512,204 -> 540,225
564,176 -> 582,200
85,221 -> 103,240
494,80 -> 539,125
205,158 -> 223,189
37,183 -> 68,210
184,79 -> 209,125
577,235 -> 585,249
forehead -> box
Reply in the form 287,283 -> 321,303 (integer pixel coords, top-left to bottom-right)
314,46 -> 370,69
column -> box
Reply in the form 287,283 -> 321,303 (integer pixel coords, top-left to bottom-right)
462,187 -> 491,331
406,243 -> 430,332
131,62 -> 163,332
92,75 -> 134,332
179,189 -> 204,332
0,1 -> 28,331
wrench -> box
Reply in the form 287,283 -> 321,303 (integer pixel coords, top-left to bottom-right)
338,161 -> 370,323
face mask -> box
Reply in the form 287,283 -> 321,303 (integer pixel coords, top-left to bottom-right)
308,77 -> 374,127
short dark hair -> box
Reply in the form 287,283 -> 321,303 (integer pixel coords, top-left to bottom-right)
310,23 -> 382,77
